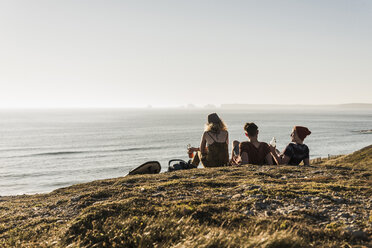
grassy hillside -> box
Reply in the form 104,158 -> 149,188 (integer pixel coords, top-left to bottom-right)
321,145 -> 372,170
0,146 -> 371,247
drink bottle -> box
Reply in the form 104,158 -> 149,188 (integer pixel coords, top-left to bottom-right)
270,137 -> 276,148
187,144 -> 194,158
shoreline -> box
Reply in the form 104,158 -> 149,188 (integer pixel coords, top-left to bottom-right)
0,149 -> 365,198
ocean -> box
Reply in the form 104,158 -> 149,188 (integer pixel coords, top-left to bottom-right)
0,108 -> 371,196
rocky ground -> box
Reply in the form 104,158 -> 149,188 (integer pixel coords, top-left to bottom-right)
0,146 -> 371,247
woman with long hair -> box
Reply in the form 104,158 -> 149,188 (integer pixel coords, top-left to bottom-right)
188,113 -> 229,167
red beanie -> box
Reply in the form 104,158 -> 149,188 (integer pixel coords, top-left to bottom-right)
294,126 -> 311,141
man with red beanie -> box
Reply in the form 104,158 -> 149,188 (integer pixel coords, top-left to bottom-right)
270,126 -> 311,166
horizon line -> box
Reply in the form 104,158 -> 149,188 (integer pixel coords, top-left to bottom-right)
0,103 -> 371,110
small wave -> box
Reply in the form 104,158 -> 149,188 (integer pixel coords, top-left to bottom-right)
0,147 -> 42,152
47,181 -> 82,188
0,171 -> 61,179
5,146 -> 166,158
33,151 -> 86,156
359,129 -> 372,134
352,129 -> 372,134
109,147 -> 156,152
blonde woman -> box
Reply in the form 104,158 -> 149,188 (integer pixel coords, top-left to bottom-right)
188,113 -> 229,167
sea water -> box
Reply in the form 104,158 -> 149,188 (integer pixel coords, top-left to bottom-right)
0,108 -> 371,196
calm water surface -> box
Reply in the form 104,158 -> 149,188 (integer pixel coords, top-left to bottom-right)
0,108 -> 371,196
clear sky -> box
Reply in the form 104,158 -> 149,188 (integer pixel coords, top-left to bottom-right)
0,0 -> 371,108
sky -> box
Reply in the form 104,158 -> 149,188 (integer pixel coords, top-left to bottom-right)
0,0 -> 371,108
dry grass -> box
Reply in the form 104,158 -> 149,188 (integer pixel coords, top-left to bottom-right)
0,146 -> 371,247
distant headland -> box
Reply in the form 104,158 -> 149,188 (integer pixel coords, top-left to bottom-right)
220,103 -> 372,109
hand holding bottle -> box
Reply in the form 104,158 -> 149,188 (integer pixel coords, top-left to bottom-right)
269,137 -> 277,153
187,144 -> 194,158
269,137 -> 276,148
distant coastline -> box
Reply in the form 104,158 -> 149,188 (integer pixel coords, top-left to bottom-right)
220,103 -> 372,110
0,103 -> 372,110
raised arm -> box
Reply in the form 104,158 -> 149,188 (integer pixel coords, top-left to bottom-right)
269,145 -> 290,165
188,132 -> 207,154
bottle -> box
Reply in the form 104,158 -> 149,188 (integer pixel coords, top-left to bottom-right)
270,137 -> 276,148
187,144 -> 194,158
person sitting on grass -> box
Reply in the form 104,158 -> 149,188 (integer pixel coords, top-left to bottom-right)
270,126 -> 311,166
188,113 -> 229,167
231,122 -> 273,165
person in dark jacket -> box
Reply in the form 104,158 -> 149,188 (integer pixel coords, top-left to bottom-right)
270,126 -> 311,165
